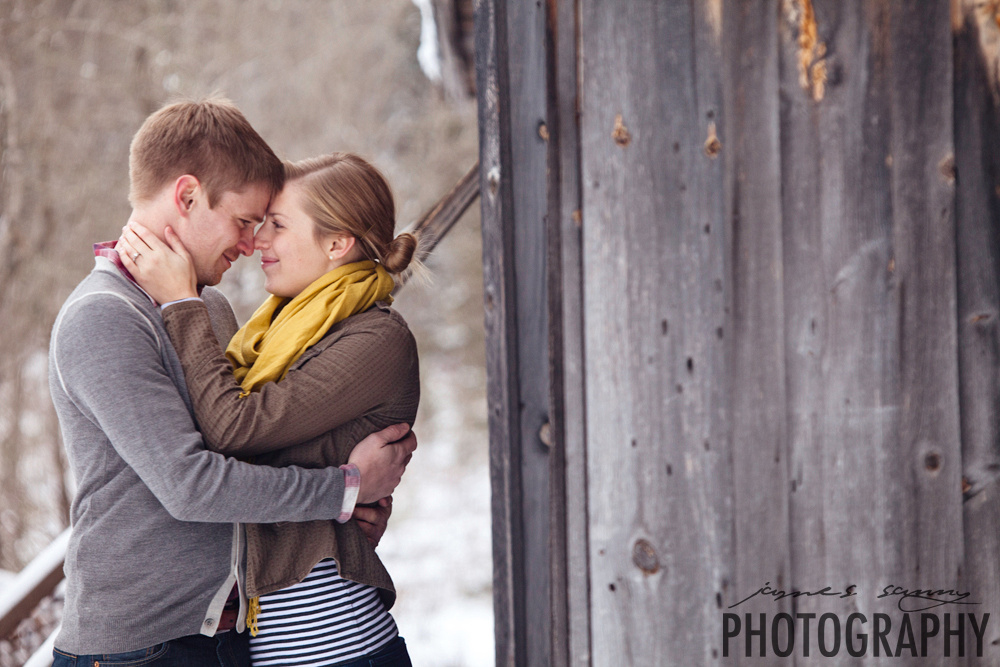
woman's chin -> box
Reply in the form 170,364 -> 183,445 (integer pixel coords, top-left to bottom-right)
264,281 -> 295,299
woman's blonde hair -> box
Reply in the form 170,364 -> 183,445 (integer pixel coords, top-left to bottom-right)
284,153 -> 416,274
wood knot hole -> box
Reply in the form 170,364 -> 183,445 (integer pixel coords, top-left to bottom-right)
612,113 -> 631,147
632,538 -> 660,575
538,121 -> 550,142
538,422 -> 552,448
487,166 -> 500,196
704,121 -> 721,158
938,154 -> 956,184
924,452 -> 941,473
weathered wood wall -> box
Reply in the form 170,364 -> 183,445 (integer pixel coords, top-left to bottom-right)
474,0 -> 551,663
476,0 -> 1000,664
956,0 -> 1000,660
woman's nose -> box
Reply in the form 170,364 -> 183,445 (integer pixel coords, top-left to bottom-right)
254,228 -> 270,250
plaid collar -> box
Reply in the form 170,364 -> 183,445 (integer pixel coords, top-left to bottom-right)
93,241 -> 158,306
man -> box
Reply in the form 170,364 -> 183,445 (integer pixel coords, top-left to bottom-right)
48,99 -> 415,666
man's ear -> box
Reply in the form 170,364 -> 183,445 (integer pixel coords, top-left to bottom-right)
327,234 -> 357,261
173,175 -> 201,218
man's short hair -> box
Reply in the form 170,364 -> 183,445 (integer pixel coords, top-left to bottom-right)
129,98 -> 284,208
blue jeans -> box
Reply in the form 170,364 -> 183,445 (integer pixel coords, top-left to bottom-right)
52,630 -> 249,667
333,636 -> 412,667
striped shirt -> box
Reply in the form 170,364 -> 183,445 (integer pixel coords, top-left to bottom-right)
249,559 -> 398,666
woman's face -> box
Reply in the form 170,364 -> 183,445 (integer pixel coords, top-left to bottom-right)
255,183 -> 336,298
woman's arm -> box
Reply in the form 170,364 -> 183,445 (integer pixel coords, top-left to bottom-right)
162,300 -> 418,457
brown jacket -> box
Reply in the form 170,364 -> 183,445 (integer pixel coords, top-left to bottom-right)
162,300 -> 419,607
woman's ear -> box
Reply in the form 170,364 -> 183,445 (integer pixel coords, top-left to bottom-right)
327,233 -> 357,261
173,175 -> 201,218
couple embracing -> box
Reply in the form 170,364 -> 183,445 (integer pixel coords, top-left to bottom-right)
48,98 -> 421,666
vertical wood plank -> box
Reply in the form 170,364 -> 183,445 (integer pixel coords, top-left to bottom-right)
780,0 -> 905,649
777,0 -> 836,649
678,0 -> 734,662
777,4 -> 962,663
954,1 -> 1000,659
886,4 -> 962,646
476,0 -> 554,662
578,1 -> 732,663
473,0 -> 525,663
720,2 -> 794,659
505,0 -> 554,662
547,0 -> 591,664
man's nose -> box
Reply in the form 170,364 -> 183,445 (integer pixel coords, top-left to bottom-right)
237,227 -> 255,256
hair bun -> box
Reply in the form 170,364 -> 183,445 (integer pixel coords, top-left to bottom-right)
383,232 -> 417,274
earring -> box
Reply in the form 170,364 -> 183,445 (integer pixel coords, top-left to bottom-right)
329,255 -> 334,260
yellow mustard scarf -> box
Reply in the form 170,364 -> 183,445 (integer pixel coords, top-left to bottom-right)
227,260 -> 395,394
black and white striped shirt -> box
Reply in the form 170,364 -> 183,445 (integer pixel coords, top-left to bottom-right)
249,558 -> 398,666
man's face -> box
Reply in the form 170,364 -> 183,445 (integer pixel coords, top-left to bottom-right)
180,183 -> 271,286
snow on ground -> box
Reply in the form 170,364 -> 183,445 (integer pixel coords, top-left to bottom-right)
385,217 -> 494,666
380,450 -> 494,666
381,327 -> 494,665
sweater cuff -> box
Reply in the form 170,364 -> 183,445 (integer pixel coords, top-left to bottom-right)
337,464 -> 360,522
160,296 -> 203,310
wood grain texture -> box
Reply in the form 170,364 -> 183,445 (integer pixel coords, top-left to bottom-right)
477,0 -> 995,663
476,0 -> 554,663
546,0 -> 577,664
886,10 -> 963,665
721,4 -> 794,660
474,0 -> 525,663
954,2 -> 1000,660
505,0 -> 555,662
548,0 -> 593,664
778,0 -> 835,649
578,1 -> 732,663
781,0 -> 906,637
775,3 -> 964,664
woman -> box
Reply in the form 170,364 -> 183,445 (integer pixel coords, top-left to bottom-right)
121,153 -> 419,667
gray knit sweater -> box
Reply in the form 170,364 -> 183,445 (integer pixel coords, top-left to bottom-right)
48,257 -> 349,655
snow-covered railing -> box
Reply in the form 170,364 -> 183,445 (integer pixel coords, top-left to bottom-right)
23,626 -> 59,667
0,529 -> 69,640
